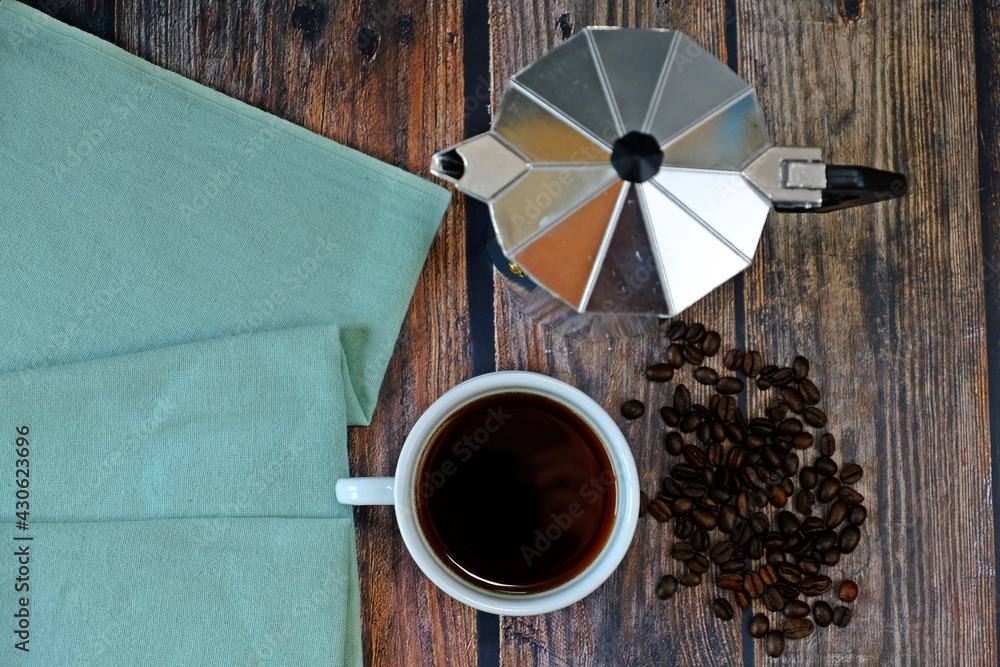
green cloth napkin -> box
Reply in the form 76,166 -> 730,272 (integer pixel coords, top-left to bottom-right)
0,1 -> 451,664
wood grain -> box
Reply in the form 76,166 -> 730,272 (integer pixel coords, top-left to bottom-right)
23,0 -> 477,664
736,0 -> 996,664
489,3 -> 747,666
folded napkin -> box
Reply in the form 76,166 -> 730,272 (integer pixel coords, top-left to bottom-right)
0,1 -> 451,663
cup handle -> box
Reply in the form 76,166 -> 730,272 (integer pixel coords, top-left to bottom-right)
336,477 -> 395,505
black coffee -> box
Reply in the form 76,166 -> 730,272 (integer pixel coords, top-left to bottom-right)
415,391 -> 617,594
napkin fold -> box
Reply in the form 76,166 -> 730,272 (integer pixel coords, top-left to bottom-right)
0,1 -> 451,663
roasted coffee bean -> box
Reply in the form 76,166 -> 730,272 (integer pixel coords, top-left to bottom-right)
770,485 -> 789,508
656,574 -> 678,600
839,579 -> 859,603
817,477 -> 842,503
660,407 -> 680,429
716,573 -> 744,590
827,499 -> 849,529
712,597 -> 735,621
682,482 -> 708,499
692,509 -> 718,531
771,367 -> 795,386
711,541 -> 736,564
818,432 -> 836,456
682,445 -> 707,468
732,522 -> 752,546
742,351 -> 764,377
839,525 -> 862,553
840,463 -> 864,484
763,586 -> 785,611
688,553 -> 710,574
780,386 -> 805,414
752,489 -> 769,508
671,542 -> 695,561
764,630 -> 785,658
674,516 -> 695,539
693,366 -> 719,385
715,376 -> 745,395
756,378 -> 772,391
745,434 -> 766,450
792,432 -> 814,450
760,364 -> 778,379
692,527 -> 710,552
764,531 -> 785,551
645,363 -> 675,382
783,600 -> 811,619
798,558 -> 822,576
741,467 -> 762,489
849,505 -> 868,526
833,606 -> 853,627
796,489 -> 816,515
783,618 -> 814,640
621,400 -> 645,419
815,456 -> 838,477
648,499 -> 672,522
762,445 -> 784,469
839,487 -> 865,505
670,497 -> 695,516
799,466 -> 818,490
701,331 -> 722,356
734,588 -> 751,610
765,399 -> 789,422
713,395 -> 737,422
747,536 -> 764,560
813,600 -> 834,627
709,446 -> 726,469
709,419 -> 726,444
801,575 -> 832,596
724,348 -> 744,371
800,516 -> 825,537
749,512 -> 769,535
735,491 -> 753,518
773,582 -> 801,601
743,571 -> 765,598
822,548 -> 842,566
776,511 -> 799,535
725,422 -> 746,445
721,559 -> 746,574
777,562 -> 802,585
719,505 -> 740,533
680,572 -> 703,587
815,530 -> 838,552
679,412 -> 702,433
782,452 -> 801,476
708,487 -> 731,504
666,343 -> 685,368
685,322 -> 706,342
673,384 -> 692,414
667,320 -> 688,340
777,418 -> 803,436
803,406 -> 828,428
792,355 -> 810,381
749,418 -> 776,437
639,491 -> 649,518
664,432 -> 684,456
683,344 -> 705,365
671,464 -> 700,482
661,478 -> 683,497
799,378 -> 821,405
759,564 -> 778,586
749,613 -> 770,638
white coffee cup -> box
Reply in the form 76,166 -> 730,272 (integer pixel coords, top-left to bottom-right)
336,370 -> 639,615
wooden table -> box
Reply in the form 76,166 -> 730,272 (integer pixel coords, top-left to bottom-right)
37,0 -> 999,664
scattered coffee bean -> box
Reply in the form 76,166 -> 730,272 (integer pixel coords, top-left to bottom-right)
792,432 -> 814,449
827,499 -> 849,529
749,613 -> 770,638
639,491 -> 649,518
764,586 -> 785,611
648,499 -> 671,522
716,573 -> 743,590
666,343 -> 685,368
759,564 -> 778,586
764,630 -> 785,657
840,464 -> 864,484
799,467 -> 818,490
815,456 -> 839,477
839,525 -> 862,553
621,399 -> 645,419
783,618 -> 814,639
716,376 -> 745,395
756,377 -> 772,391
801,575 -> 832,596
673,384 -> 692,414
694,366 -> 720,385
664,432 -> 684,456
803,406 -> 828,428
796,489 -> 816,514
742,351 -> 764,377
783,600 -> 811,619
702,331 -> 722,357
671,542 -> 695,561
646,363 -> 675,382
656,574 -> 679,600
765,399 -> 789,421
688,553 -> 711,574
792,356 -> 809,380
744,571 -> 765,598
771,368 -> 795,386
798,558 -> 822,576
813,600 -> 834,627
819,432 -> 836,456
660,406 -> 680,428
777,562 -> 802,585
799,378 -> 821,404
711,541 -> 736,564
817,477 -> 842,503
839,487 -> 865,505
839,579 -> 859,603
712,597 -> 735,621
723,348 -> 744,371
692,509 -> 718,531
680,572 -> 703,587
849,505 -> 868,526
780,386 -> 805,413
769,485 -> 789,508
735,588 -> 750,610
666,320 -> 687,340
685,323 -> 706,342
832,606 -> 853,627
683,344 -> 705,365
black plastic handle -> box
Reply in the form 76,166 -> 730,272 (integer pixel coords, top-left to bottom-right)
774,165 -> 908,214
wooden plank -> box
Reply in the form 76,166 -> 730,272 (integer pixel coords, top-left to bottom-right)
75,1 -> 476,665
735,1 -> 996,664
490,3 -> 746,666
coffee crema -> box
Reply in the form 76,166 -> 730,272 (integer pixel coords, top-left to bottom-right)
415,391 -> 617,594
